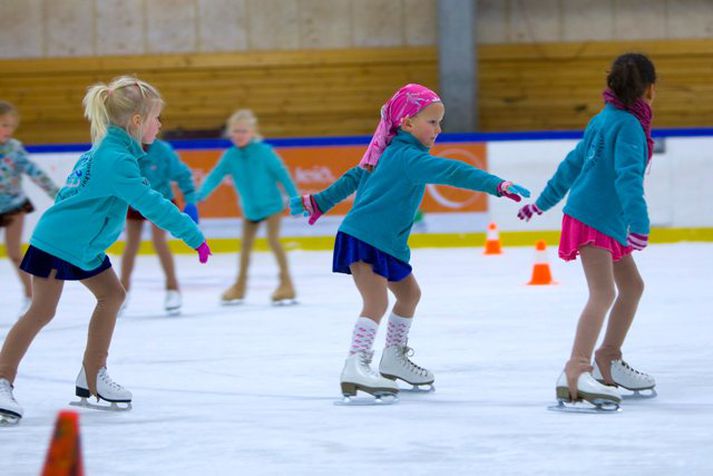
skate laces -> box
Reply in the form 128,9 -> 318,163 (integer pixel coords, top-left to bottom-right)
398,346 -> 429,377
98,368 -> 125,392
617,360 -> 648,377
357,350 -> 381,378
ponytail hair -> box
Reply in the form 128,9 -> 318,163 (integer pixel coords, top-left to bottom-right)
225,108 -> 263,141
83,75 -> 164,144
606,53 -> 656,107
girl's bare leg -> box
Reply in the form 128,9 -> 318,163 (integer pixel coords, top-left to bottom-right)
119,220 -> 143,292
150,224 -> 178,290
5,213 -> 31,298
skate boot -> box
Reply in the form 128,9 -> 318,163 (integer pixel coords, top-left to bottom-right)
221,276 -> 246,304
593,359 -> 656,399
70,366 -> 132,411
0,378 -> 23,425
271,273 -> 296,305
550,371 -> 621,413
379,345 -> 435,392
164,290 -> 182,315
338,350 -> 399,405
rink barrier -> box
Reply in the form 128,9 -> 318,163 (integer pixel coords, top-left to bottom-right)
2,227 -> 712,257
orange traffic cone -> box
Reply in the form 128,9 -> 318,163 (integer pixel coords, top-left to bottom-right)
483,222 -> 502,255
42,410 -> 84,476
528,240 -> 555,285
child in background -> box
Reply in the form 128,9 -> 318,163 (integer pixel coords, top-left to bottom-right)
517,53 -> 657,410
0,101 -> 59,312
120,138 -> 199,314
291,84 -> 529,401
197,109 -> 298,304
0,76 -> 210,424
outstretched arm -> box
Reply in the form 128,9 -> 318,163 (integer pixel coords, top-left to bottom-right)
290,166 -> 367,224
196,154 -> 229,202
16,145 -> 59,198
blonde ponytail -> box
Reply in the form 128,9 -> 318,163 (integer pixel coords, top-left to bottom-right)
82,75 -> 164,144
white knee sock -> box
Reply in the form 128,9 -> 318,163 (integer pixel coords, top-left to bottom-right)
349,317 -> 379,355
385,312 -> 412,347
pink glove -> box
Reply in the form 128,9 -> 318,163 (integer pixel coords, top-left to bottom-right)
517,203 -> 543,221
289,195 -> 323,225
196,242 -> 212,264
627,233 -> 648,250
497,181 -> 530,202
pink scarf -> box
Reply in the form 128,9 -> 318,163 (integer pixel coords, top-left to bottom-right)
602,88 -> 654,163
359,83 -> 441,170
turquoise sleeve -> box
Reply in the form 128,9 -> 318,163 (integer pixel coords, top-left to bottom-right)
168,148 -> 197,204
267,148 -> 298,198
614,124 -> 650,234
196,153 -> 229,202
535,139 -> 587,212
405,152 -> 502,195
313,166 -> 366,212
111,156 -> 205,249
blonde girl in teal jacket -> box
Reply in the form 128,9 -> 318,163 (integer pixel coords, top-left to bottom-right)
0,76 -> 211,423
197,109 -> 298,304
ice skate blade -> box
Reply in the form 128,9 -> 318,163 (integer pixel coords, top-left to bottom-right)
271,299 -> 298,307
69,397 -> 132,412
621,388 -> 657,400
165,308 -> 181,316
0,411 -> 21,426
399,383 -> 435,393
548,399 -> 621,414
221,299 -> 244,306
334,394 -> 399,406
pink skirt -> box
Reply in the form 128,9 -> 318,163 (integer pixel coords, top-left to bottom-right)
559,214 -> 633,262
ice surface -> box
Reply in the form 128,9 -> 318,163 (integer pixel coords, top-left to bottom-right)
1,243 -> 711,475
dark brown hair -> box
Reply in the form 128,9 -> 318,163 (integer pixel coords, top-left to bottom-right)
607,53 -> 656,106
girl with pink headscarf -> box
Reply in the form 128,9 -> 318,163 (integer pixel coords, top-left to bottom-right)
290,84 -> 529,403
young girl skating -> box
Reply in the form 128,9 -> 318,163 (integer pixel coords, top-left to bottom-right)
0,101 -> 59,313
120,138 -> 200,315
517,53 -> 657,411
0,76 -> 211,424
197,109 -> 298,304
291,84 -> 529,402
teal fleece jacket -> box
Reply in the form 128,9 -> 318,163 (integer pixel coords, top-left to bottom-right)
535,104 -> 650,245
197,140 -> 298,221
31,127 -> 204,270
315,130 -> 505,263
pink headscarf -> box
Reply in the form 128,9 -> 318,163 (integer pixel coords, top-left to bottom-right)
359,83 -> 441,170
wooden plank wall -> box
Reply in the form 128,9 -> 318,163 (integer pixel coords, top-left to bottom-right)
1,39 -> 712,145
479,39 -> 713,131
0,48 -> 439,144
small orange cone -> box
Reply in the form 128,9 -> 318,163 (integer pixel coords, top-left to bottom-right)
483,222 -> 502,255
42,410 -> 84,476
528,240 -> 555,285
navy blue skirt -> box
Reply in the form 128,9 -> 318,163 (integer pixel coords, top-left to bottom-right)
20,245 -> 112,281
332,232 -> 412,282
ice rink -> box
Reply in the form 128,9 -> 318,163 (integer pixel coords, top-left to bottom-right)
1,242 -> 711,475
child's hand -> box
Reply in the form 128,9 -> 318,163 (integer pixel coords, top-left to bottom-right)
289,195 -> 323,225
196,242 -> 212,264
498,181 -> 530,202
183,203 -> 199,224
627,232 -> 648,250
517,203 -> 543,221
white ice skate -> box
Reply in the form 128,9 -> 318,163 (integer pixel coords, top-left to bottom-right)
0,378 -> 23,426
593,359 -> 657,399
336,350 -> 399,405
164,290 -> 182,316
70,366 -> 132,411
549,371 -> 622,413
379,345 -> 435,393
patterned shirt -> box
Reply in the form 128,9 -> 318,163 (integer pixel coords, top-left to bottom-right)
0,138 -> 58,213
